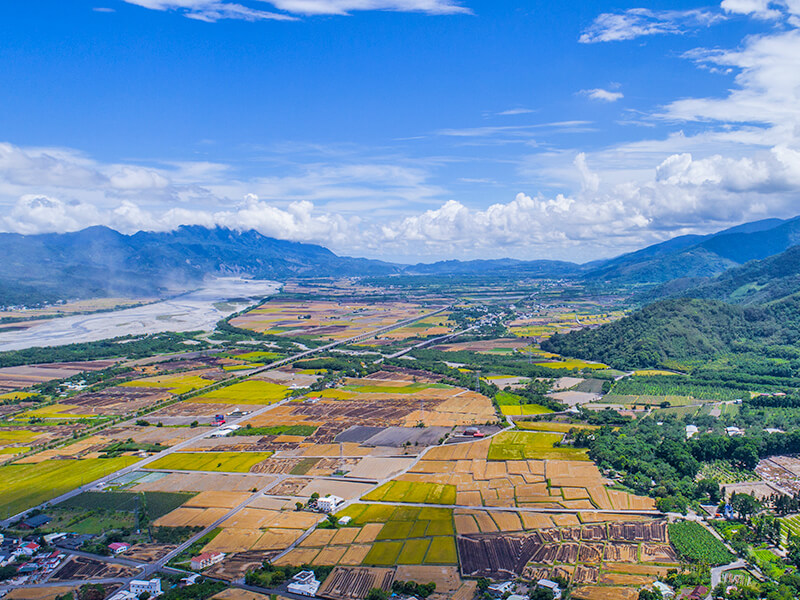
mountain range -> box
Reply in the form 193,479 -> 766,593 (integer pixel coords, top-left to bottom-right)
1,214 -> 799,306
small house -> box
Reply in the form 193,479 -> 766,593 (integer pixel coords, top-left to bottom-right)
108,542 -> 131,555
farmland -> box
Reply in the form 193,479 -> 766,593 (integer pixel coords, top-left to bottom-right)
146,452 -> 274,473
667,521 -> 734,565
0,279 -> 759,600
488,431 -> 589,461
0,456 -> 139,517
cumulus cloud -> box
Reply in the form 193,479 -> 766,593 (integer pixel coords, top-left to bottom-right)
721,0 -> 786,19
579,8 -> 723,43
123,0 -> 468,21
581,88 -> 624,102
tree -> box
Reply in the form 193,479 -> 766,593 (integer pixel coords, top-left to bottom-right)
638,590 -> 663,600
732,444 -> 759,470
530,588 -> 554,600
365,589 -> 388,600
731,492 -> 761,521
138,593 -> 150,600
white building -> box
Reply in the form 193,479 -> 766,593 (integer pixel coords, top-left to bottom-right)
287,570 -> 320,596
190,551 -> 225,570
130,579 -> 162,597
337,516 -> 352,526
487,581 -> 514,596
725,426 -> 744,437
653,581 -> 675,598
536,579 -> 562,600
316,495 -> 344,513
685,425 -> 698,439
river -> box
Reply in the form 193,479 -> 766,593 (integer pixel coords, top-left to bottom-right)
0,278 -> 281,351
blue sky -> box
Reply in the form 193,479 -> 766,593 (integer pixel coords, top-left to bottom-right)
1,0 -> 799,263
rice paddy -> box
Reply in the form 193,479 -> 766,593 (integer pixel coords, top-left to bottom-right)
362,480 -> 457,505
488,431 -> 589,461
146,451 -> 273,472
496,391 -> 554,417
190,380 -> 291,405
122,374 -> 214,395
0,457 -> 140,518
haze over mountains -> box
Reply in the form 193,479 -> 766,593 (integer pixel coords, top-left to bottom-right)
2,214 -> 800,306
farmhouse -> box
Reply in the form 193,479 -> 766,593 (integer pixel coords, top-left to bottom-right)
190,551 -> 225,570
317,495 -> 344,513
20,514 -> 52,529
536,579 -> 562,600
108,542 -> 131,554
287,570 -> 320,596
130,578 -> 162,597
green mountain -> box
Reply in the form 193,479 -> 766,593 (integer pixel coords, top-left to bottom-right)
542,297 -> 800,371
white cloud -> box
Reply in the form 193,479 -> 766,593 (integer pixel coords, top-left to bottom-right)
581,88 -> 624,102
721,0 -> 785,19
579,8 -> 723,43
496,108 -> 535,116
123,0 -> 468,21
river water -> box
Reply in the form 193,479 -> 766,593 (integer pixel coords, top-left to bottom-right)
0,278 -> 281,351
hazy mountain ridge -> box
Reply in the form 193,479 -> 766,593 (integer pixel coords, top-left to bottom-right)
2,214 -> 800,307
582,217 -> 800,284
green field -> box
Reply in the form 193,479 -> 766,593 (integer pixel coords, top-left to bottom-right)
146,451 -> 273,472
60,490 -> 193,519
190,380 -> 290,405
362,481 -> 457,505
235,351 -> 283,362
668,521 -> 734,565
234,424 -> 318,437
0,457 -> 140,518
0,429 -> 39,443
496,391 -> 553,417
343,503 -> 457,566
515,421 -> 599,433
488,431 -> 589,461
364,540 -> 403,565
427,536 -> 458,563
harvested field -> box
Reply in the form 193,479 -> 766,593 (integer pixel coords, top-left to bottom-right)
212,588 -> 271,600
572,586 -> 639,600
205,550 -> 273,581
154,506 -> 230,527
318,566 -> 395,600
6,588 -> 80,600
395,565 -> 461,593
184,490 -> 253,508
50,555 -> 138,581
132,471 -> 272,492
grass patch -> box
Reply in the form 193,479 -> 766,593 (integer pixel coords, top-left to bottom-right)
0,457 -> 139,518
147,451 -> 273,473
488,431 -> 589,461
191,380 -> 290,405
19,404 -> 90,420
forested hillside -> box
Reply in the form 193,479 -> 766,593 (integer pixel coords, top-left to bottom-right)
542,297 -> 800,371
